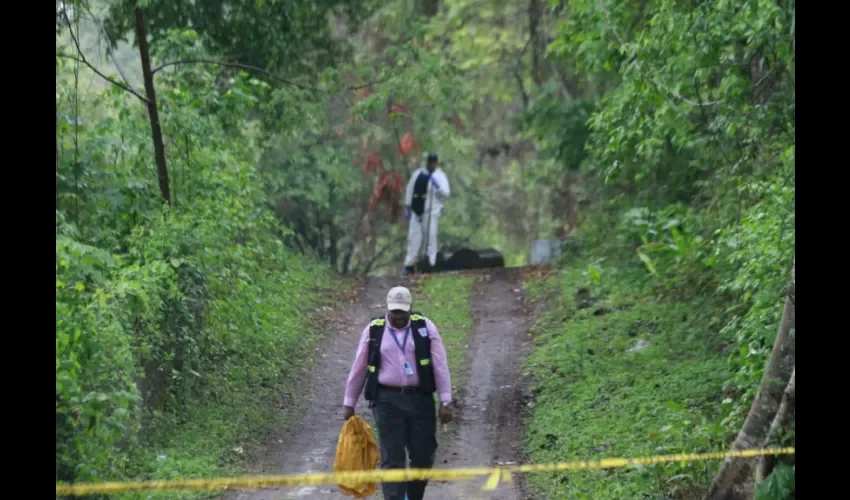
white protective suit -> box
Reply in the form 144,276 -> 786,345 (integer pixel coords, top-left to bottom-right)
404,166 -> 450,267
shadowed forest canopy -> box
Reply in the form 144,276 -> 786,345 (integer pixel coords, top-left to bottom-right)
56,0 -> 794,497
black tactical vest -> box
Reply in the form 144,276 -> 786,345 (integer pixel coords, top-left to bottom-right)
363,312 -> 437,401
410,172 -> 431,216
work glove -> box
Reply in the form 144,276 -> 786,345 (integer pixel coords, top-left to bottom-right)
429,177 -> 440,190
405,206 -> 412,220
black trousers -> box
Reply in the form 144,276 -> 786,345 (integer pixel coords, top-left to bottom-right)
371,389 -> 438,500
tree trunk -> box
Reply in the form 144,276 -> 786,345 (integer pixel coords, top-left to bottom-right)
705,259 -> 795,500
56,133 -> 61,214
328,184 -> 339,270
422,0 -> 439,17
341,239 -> 356,275
56,58 -> 60,215
755,367 -> 795,483
529,0 -> 543,86
134,2 -> 171,204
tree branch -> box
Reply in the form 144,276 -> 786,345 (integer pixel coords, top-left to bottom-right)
514,70 -> 530,109
340,239 -> 357,275
595,0 -> 722,107
508,38 -> 533,108
627,0 -> 649,38
755,367 -> 795,483
705,259 -> 795,499
80,4 -> 138,94
151,58 -> 319,91
60,11 -> 149,104
359,240 -> 396,276
151,58 -> 390,92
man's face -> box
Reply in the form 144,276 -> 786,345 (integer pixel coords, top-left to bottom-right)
426,159 -> 438,173
388,309 -> 411,329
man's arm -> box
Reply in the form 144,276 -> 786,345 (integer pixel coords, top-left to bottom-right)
343,326 -> 371,408
426,318 -> 452,403
432,170 -> 450,199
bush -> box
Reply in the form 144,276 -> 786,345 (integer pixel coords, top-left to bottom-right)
56,56 -> 332,487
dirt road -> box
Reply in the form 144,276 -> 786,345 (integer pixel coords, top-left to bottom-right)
425,269 -> 532,499
225,269 -> 532,500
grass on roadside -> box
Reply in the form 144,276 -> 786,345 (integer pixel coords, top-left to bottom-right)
114,267 -> 346,500
118,395 -> 294,500
415,274 -> 475,407
524,260 -> 732,499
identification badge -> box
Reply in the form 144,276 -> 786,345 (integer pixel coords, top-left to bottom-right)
403,361 -> 415,376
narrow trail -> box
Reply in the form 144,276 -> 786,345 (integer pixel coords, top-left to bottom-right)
426,268 -> 532,499
225,269 -> 532,500
225,276 -> 395,500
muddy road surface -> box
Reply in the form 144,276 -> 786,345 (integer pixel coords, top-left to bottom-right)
225,269 -> 533,500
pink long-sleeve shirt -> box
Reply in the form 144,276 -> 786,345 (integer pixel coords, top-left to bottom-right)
343,316 -> 452,408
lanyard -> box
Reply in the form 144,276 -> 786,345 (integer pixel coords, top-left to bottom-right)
388,326 -> 411,354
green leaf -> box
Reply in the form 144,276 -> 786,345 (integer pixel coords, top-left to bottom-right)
587,266 -> 602,285
670,227 -> 687,253
664,401 -> 686,412
755,463 -> 794,500
637,250 -> 657,275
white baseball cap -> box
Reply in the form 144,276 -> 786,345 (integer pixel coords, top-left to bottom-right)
387,286 -> 412,312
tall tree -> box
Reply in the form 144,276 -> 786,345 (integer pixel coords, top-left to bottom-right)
706,259 -> 796,500
134,2 -> 170,203
100,0 -> 379,77
58,0 -> 383,204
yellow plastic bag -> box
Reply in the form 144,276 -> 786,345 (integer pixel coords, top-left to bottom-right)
333,415 -> 381,498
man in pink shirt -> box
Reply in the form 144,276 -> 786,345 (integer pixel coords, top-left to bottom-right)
342,286 -> 453,500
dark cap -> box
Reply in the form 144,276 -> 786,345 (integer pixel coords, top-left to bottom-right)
427,152 -> 438,161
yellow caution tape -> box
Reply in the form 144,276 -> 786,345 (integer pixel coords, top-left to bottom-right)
55,447 -> 794,496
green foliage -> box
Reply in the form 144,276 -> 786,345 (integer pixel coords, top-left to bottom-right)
755,463 -> 794,500
98,0 -> 381,76
524,260 -> 731,498
56,31 -> 334,489
573,0 -> 795,193
260,134 -> 367,273
415,275 -> 474,391
57,0 -> 486,491
716,175 -> 795,427
519,91 -> 596,173
56,234 -> 139,482
269,34 -> 474,273
521,0 -> 795,496
58,0 -> 796,496
388,0 -> 581,261
537,0 -> 795,218
616,205 -> 718,296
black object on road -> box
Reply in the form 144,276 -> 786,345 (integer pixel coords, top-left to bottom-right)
415,247 -> 505,273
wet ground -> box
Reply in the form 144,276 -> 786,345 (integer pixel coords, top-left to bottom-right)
224,269 -> 533,500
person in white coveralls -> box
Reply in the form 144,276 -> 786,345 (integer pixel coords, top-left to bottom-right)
402,152 -> 450,275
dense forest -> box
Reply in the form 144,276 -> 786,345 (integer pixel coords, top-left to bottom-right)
56,0 -> 794,498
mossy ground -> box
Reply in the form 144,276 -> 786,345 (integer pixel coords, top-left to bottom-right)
524,260 -> 732,499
